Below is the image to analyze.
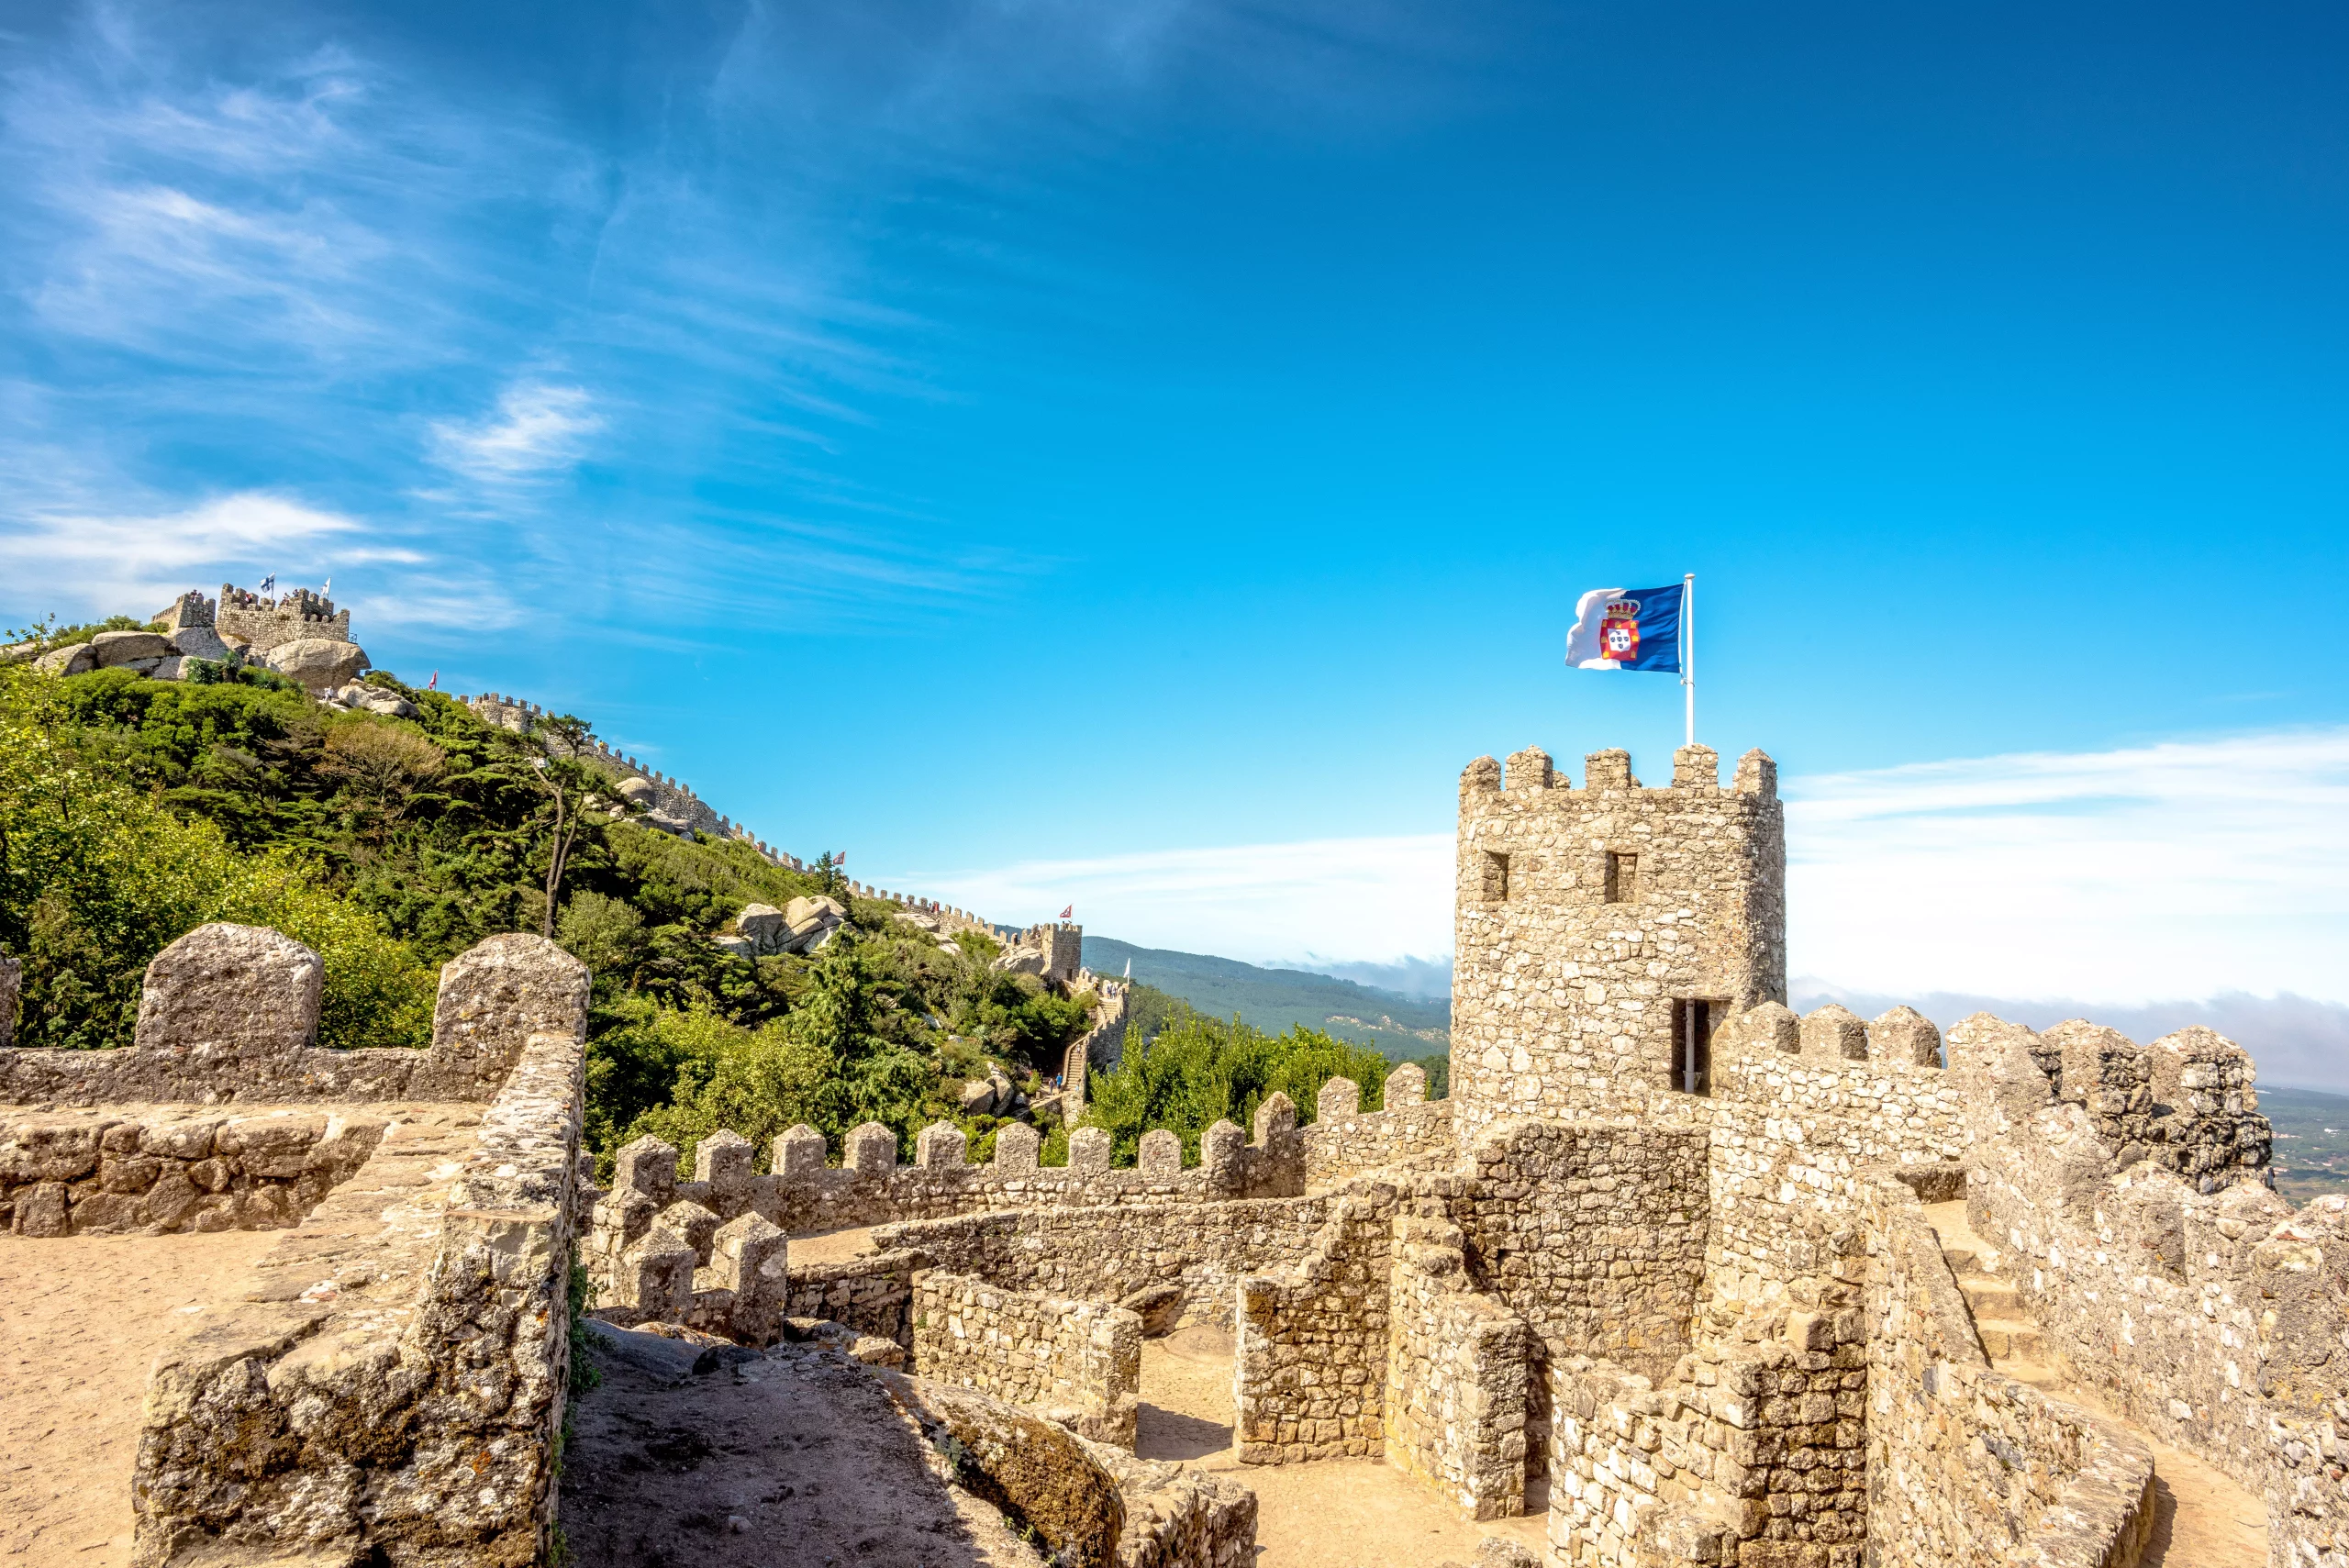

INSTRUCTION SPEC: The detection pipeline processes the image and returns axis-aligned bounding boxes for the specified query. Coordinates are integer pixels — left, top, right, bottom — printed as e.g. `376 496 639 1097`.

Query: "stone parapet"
127 1023 585 1566
0 924 587 1106
582 1096 1319 1313
1236 1178 1402 1463
1386 1213 1532 1520
2 1105 387 1235
1298 1065 1453 1189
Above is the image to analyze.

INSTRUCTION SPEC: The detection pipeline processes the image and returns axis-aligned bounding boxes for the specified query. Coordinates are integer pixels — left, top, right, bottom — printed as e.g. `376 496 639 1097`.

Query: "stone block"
992 1121 1040 1173
1253 1091 1297 1145
1139 1129 1181 1176
1799 1005 1868 1062
425 932 589 1098
1583 749 1635 789
1671 744 1720 788
774 1122 827 1178
1070 1127 1113 1173
917 1122 969 1169
1506 747 1555 790
1386 1062 1428 1105
848 1122 898 1174
1731 1002 1800 1056
661 1199 721 1264
132 923 322 1058
1317 1076 1362 1122
695 1129 755 1212
1868 1006 1943 1068
612 1136 679 1205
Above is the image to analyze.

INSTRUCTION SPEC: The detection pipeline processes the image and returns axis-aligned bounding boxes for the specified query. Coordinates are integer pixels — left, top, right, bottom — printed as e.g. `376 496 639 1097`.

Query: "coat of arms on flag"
1566 584 1685 673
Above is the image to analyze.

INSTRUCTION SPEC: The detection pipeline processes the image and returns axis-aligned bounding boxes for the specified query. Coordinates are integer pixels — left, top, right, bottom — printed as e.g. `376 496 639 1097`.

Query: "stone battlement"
211 582 352 652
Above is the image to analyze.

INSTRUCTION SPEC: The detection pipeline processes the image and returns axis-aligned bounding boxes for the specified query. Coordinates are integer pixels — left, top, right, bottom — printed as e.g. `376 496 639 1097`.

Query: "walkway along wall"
1861 1167 2157 1568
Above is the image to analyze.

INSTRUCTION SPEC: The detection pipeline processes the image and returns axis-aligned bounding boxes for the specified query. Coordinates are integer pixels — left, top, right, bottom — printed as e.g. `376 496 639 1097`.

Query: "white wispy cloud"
1785 728 2349 1005
897 835 1457 966
897 729 2349 1009
0 491 391 615
427 382 606 485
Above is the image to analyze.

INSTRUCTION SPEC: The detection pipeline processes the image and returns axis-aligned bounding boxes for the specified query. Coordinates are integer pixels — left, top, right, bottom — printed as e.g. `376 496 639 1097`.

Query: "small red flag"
1060 905 1073 919
426 670 438 690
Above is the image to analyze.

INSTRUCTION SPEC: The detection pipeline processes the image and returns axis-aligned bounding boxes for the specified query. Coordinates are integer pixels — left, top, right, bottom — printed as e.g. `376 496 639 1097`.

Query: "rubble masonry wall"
1453 1119 1711 1382
1955 1022 2349 1567
3 1106 387 1236
1385 1212 1532 1520
910 1270 1142 1448
1236 1179 1401 1463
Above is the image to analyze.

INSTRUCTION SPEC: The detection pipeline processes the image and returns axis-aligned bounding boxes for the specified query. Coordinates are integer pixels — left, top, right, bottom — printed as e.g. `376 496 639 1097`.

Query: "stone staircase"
1923 1202 2055 1378
1920 1200 2270 1567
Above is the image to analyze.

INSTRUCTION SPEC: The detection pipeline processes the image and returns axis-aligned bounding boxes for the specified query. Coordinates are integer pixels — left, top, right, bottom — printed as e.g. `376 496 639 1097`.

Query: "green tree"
1078 1014 1393 1165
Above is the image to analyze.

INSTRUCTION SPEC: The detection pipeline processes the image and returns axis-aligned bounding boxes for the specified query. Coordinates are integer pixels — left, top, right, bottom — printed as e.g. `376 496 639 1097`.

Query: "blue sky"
3 2 2345 1005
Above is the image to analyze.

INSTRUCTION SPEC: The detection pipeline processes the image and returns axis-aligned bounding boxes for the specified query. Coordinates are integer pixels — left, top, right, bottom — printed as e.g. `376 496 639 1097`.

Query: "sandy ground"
785 1226 878 1267
1137 1324 1551 1567
560 1327 1048 1568
1921 1201 2269 1568
0 1232 282 1567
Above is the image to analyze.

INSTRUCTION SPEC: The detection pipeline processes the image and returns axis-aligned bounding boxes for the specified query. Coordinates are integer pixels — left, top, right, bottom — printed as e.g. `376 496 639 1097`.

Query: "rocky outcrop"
34 642 96 675
262 636 370 692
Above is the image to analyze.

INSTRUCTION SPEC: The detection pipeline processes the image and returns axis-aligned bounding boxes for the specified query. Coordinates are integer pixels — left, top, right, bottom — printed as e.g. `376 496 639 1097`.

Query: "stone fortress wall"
573 736 2326 1568
209 582 352 651
8 727 2324 1568
0 920 593 1568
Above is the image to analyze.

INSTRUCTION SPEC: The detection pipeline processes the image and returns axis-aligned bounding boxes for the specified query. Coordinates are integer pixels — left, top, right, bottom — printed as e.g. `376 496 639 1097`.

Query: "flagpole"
1682 573 1695 746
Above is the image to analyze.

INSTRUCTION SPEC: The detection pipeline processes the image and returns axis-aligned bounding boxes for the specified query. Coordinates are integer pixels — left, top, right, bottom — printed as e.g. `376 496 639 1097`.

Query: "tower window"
1603 851 1637 903
1482 851 1510 903
1672 998 1714 1095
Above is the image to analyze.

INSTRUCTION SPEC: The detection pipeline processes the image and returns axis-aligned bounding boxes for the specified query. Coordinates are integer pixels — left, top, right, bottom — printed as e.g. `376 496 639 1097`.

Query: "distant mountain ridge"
1080 936 1450 1062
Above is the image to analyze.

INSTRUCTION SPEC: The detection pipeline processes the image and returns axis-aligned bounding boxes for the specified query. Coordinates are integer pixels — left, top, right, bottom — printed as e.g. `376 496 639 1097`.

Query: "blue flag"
1565 584 1683 673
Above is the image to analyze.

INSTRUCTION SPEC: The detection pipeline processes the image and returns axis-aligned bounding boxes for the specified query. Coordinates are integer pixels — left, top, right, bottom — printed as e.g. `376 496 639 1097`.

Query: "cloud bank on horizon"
914 725 2349 1010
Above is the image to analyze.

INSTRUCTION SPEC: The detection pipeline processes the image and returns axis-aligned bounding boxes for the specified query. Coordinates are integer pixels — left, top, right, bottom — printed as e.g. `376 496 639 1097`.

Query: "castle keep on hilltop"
1 739 2336 1568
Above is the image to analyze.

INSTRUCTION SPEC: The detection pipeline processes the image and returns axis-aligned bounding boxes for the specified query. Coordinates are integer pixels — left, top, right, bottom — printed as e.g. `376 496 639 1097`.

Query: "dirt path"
560 1327 1047 1568
1138 1324 1550 1567
0 1232 282 1567
1921 1201 2269 1568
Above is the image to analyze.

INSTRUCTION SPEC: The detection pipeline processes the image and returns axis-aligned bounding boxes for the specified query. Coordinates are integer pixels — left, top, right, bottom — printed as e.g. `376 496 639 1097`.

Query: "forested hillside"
0 634 1096 1171
1080 935 1450 1059
2 614 1422 1173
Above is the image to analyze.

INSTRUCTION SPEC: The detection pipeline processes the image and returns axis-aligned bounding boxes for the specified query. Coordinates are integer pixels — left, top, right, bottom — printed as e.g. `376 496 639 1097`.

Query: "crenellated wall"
0 922 595 1568
1297 1062 1453 1188
0 923 589 1107
1704 1001 1971 1300
1944 1015 2348 1566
